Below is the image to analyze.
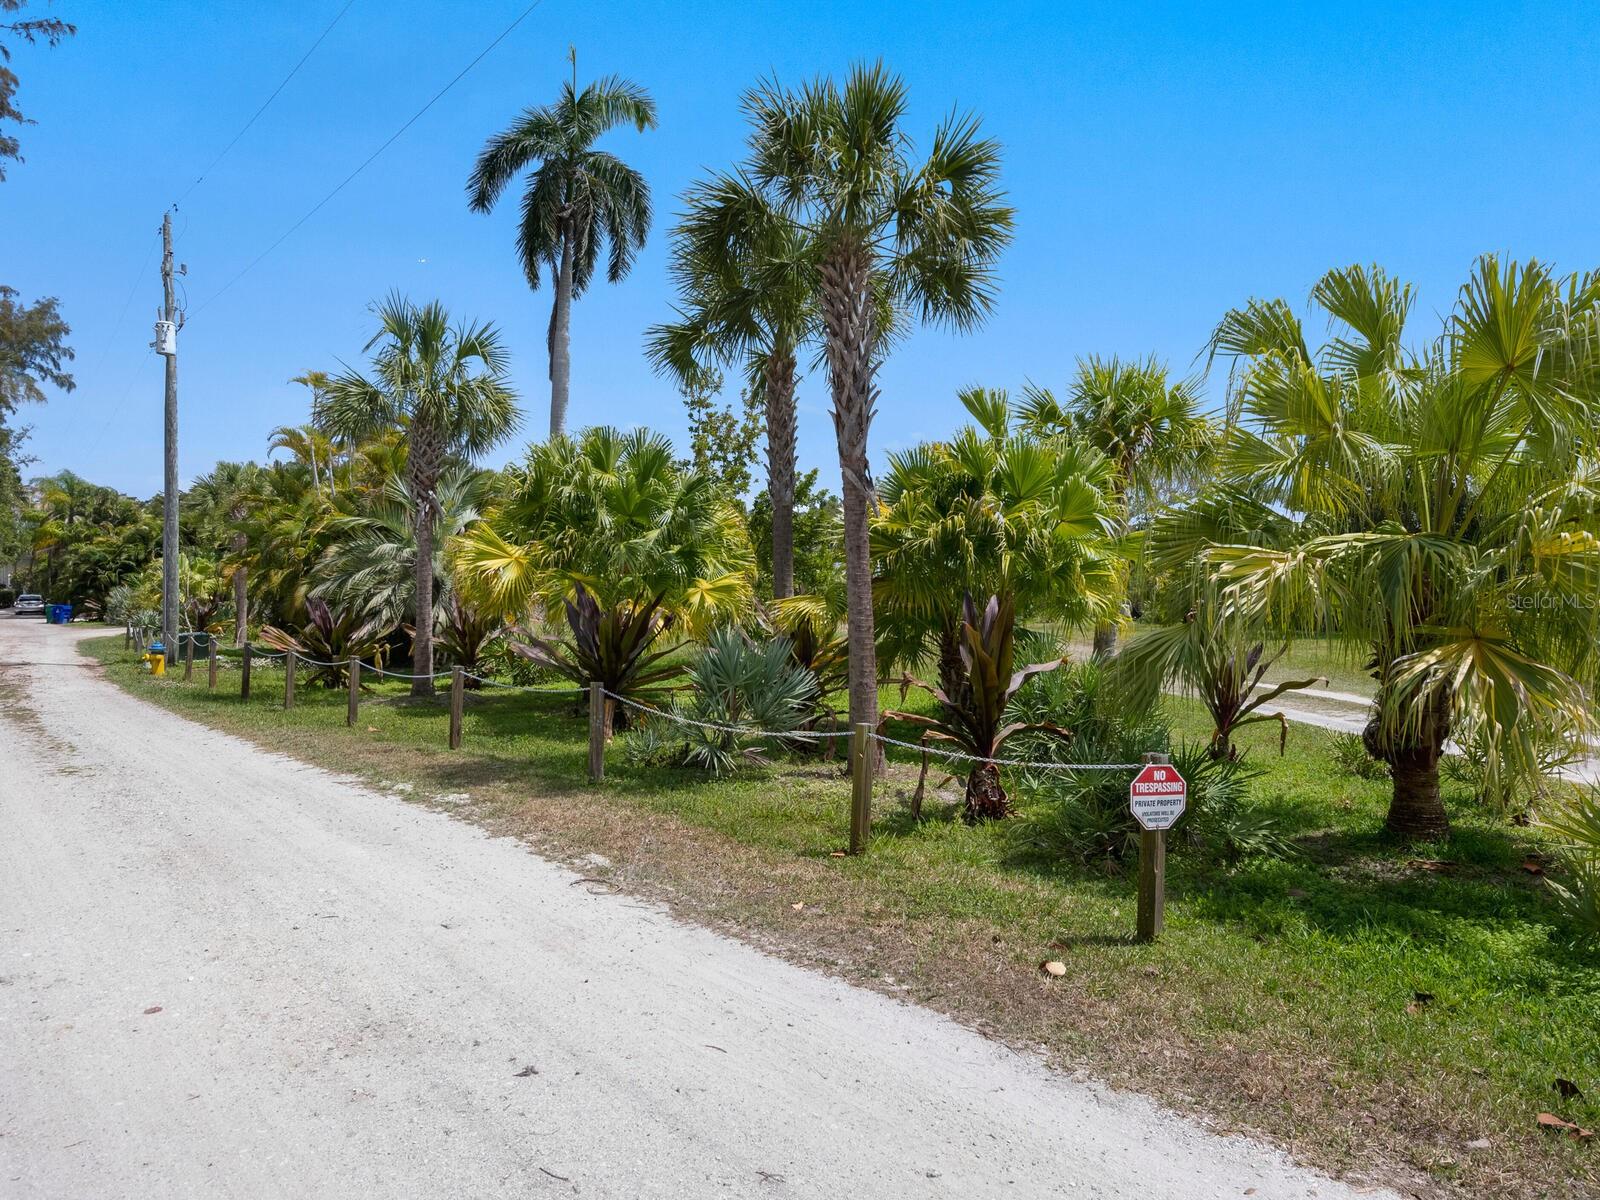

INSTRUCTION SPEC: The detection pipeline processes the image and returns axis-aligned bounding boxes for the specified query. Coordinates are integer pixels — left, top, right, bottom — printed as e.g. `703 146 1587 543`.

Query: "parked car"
13 594 45 617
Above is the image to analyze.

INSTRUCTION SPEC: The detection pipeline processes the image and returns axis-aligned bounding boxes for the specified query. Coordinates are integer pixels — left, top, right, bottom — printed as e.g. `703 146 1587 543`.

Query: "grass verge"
82 634 1598 1199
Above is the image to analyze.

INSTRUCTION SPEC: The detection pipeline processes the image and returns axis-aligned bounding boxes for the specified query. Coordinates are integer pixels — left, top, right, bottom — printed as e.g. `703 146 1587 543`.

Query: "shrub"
1542 788 1600 944
257 597 391 688
1008 742 1288 869
624 628 819 776
1331 732 1389 781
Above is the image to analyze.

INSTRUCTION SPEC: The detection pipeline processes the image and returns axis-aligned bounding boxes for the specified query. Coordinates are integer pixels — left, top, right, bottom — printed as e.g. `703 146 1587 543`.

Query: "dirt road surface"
0 616 1395 1199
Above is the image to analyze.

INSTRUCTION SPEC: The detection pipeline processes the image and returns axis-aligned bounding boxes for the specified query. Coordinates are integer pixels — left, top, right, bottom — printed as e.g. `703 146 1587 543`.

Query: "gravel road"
0 616 1395 1199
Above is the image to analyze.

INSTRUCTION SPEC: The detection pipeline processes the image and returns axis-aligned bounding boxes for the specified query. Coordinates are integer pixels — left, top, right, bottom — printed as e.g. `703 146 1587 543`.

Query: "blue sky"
5 0 1600 499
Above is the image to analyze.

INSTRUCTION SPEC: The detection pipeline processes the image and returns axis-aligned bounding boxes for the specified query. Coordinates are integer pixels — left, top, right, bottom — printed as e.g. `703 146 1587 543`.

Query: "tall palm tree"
737 63 1015 739
1022 356 1212 655
1167 259 1600 840
646 174 816 598
267 422 335 499
467 70 656 438
322 296 519 696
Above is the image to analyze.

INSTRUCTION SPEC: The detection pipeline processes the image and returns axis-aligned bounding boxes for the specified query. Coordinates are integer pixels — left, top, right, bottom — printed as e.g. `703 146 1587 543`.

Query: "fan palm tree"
1022 356 1212 655
450 425 754 632
313 465 490 636
737 62 1016 739
322 296 519 696
647 174 817 598
1166 258 1600 840
873 387 1120 693
467 69 656 437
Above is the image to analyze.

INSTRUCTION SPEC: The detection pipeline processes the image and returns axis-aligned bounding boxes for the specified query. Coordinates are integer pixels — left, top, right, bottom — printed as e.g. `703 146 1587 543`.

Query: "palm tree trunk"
964 762 1009 823
548 221 575 439
764 348 798 599
408 431 441 699
819 244 879 745
1363 684 1452 841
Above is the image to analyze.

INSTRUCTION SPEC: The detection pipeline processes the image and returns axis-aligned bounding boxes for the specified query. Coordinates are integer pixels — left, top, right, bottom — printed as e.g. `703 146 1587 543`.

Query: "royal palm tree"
647 174 816 598
322 296 519 696
737 63 1015 739
1167 259 1600 840
1022 356 1211 655
467 69 656 437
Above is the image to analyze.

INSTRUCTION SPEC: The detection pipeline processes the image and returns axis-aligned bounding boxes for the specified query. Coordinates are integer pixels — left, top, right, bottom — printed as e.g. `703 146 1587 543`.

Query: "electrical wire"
189 0 549 319
173 0 361 209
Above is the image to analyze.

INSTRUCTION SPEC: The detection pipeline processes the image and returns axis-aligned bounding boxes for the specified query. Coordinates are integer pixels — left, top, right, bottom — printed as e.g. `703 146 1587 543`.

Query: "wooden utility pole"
157 212 182 652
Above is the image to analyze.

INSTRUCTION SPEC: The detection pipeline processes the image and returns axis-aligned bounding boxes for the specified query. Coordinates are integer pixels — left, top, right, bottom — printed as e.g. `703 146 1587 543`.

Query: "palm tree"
451 427 754 732
451 425 754 632
322 296 519 696
467 69 656 437
267 422 335 498
289 370 337 494
314 466 489 636
737 63 1015 739
1022 356 1212 655
1170 259 1600 840
873 387 1120 694
188 461 262 645
647 174 816 598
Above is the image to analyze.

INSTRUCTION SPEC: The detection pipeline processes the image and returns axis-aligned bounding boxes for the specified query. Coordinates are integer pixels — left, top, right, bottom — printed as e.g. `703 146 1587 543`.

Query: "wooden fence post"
283 650 296 710
240 643 252 701
208 640 218 690
587 681 605 781
849 722 874 855
346 658 361 727
124 624 131 650
183 635 194 681
1136 751 1170 944
449 666 464 750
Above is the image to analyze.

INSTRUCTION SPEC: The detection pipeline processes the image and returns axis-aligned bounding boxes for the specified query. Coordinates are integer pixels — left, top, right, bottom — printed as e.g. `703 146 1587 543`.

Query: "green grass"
86 634 1599 1198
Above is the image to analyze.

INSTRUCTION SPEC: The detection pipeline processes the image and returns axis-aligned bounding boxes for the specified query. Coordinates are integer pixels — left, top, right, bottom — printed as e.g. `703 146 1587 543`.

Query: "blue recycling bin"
46 603 73 624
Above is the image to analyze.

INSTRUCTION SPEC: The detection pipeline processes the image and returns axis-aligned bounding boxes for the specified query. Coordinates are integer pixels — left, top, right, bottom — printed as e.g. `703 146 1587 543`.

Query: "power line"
173 0 360 209
189 0 549 320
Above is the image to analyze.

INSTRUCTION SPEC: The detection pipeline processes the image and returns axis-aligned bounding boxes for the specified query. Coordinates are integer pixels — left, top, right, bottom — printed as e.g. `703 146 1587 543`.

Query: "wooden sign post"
347 659 361 727
1130 753 1186 943
449 667 464 750
849 723 874 854
587 681 606 781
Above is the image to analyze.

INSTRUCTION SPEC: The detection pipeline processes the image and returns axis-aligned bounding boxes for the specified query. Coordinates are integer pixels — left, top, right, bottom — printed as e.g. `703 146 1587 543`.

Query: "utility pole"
157 212 182 651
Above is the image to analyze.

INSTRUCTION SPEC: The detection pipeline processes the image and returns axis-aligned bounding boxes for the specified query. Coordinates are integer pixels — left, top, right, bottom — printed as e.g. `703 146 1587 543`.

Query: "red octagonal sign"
1129 762 1187 831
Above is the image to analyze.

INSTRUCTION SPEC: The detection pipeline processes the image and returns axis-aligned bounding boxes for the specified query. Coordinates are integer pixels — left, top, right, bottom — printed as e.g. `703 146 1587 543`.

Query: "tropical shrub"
433 595 502 686
507 584 679 734
1114 599 1324 760
629 628 819 776
257 596 391 688
451 426 755 636
883 593 1071 823
1542 788 1600 944
1008 743 1282 869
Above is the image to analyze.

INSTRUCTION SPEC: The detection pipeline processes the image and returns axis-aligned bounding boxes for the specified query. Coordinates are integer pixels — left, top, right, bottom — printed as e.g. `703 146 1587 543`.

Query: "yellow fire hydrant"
142 640 166 677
